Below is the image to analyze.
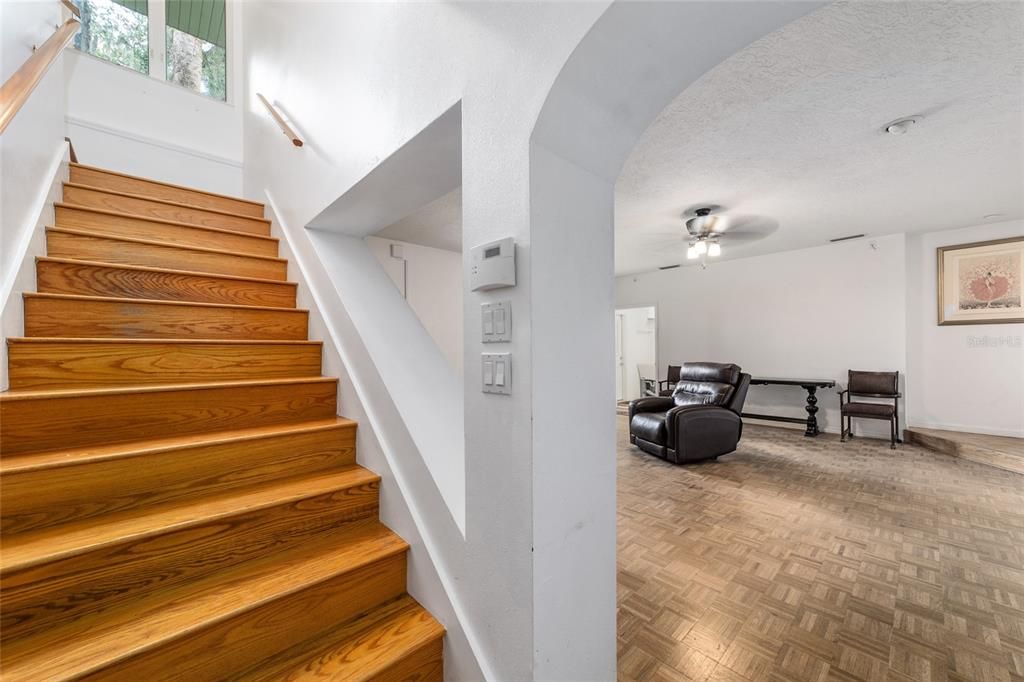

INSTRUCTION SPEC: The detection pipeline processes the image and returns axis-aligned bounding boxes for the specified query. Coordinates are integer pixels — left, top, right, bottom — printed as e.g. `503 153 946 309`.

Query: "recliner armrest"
665 403 737 435
628 396 674 423
666 404 743 462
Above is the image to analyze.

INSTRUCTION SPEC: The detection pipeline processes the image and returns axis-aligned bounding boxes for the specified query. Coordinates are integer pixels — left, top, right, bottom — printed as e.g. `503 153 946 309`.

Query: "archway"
527 3 823 678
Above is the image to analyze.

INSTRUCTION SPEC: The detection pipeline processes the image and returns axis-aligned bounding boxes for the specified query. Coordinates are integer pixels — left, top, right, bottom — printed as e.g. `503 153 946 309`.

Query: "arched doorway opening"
527 3 823 678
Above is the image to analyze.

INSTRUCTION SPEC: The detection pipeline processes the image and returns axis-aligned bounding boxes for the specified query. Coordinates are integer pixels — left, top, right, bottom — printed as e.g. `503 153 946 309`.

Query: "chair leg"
890 417 897 449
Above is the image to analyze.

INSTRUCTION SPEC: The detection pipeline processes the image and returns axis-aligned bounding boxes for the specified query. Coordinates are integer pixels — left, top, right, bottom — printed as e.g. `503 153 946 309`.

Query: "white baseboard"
65 115 242 169
0 140 69 390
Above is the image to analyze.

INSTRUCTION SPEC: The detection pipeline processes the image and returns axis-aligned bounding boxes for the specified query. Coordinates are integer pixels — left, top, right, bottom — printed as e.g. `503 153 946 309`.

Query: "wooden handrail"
0 17 81 135
60 0 81 19
64 136 78 163
257 93 304 147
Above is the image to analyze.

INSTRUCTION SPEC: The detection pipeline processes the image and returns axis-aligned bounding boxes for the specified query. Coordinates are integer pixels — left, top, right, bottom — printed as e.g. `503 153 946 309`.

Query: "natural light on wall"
73 0 227 101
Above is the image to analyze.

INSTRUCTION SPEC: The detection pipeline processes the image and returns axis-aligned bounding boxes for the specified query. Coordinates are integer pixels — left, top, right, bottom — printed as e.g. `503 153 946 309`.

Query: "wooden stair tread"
54 204 278 242
1 467 379 573
46 227 287 263
52 207 279 257
35 257 296 287
23 291 305 314
69 163 264 212
233 595 444 682
0 522 407 681
34 258 298 310
7 338 322 389
0 416 354 473
0 377 336 456
23 286 303 311
2 162 441 677
23 292 309 341
62 183 272 225
0 375 335 402
36 258 295 310
8 336 317 346
46 229 289 282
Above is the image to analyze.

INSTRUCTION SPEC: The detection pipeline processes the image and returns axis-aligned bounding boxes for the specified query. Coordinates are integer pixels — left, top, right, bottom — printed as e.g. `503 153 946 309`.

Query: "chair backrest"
637 363 657 396
672 362 742 408
727 373 751 416
848 370 899 397
666 365 682 383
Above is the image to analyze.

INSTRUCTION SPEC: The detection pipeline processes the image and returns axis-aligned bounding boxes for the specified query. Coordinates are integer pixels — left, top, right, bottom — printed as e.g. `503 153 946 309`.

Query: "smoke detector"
884 117 920 136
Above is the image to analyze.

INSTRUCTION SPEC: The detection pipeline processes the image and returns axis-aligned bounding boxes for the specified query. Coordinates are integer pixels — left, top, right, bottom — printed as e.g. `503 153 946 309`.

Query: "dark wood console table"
742 377 837 437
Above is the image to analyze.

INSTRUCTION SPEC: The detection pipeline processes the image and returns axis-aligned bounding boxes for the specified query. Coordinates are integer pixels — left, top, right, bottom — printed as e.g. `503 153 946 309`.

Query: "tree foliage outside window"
166 27 226 101
72 0 227 102
74 0 149 74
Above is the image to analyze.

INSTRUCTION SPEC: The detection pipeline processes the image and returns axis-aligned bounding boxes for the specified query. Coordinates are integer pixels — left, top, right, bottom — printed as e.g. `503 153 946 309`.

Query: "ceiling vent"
829 233 866 243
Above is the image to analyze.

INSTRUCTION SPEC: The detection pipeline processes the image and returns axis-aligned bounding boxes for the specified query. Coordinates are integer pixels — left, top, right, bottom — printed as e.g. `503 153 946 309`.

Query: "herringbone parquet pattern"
617 417 1024 682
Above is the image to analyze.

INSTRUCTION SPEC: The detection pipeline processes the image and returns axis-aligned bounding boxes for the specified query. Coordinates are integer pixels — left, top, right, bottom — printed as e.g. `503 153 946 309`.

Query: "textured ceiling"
374 188 462 252
614 0 1024 275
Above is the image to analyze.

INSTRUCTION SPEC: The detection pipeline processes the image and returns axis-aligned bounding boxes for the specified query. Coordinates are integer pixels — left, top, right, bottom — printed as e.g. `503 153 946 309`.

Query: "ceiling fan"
685 207 726 259
627 207 777 270
682 206 776 262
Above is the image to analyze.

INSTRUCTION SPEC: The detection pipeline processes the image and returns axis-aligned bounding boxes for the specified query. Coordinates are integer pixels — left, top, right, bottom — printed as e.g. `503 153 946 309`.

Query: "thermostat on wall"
470 237 516 291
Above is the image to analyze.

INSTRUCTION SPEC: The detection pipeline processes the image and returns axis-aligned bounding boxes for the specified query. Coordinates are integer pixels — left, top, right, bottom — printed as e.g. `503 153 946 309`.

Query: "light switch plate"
481 353 511 394
481 301 512 343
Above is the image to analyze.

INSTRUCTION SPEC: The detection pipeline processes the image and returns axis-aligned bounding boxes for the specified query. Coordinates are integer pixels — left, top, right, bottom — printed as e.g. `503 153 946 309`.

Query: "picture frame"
937 236 1024 326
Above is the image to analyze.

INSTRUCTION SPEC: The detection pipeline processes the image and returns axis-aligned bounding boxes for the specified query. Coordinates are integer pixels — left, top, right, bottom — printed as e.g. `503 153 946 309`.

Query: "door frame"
614 303 659 400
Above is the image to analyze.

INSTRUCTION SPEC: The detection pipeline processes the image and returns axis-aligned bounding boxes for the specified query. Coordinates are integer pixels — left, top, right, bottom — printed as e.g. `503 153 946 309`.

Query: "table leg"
803 385 820 437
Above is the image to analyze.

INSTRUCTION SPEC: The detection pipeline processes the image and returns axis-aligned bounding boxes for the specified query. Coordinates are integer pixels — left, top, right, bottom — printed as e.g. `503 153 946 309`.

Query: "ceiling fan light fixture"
708 241 721 257
685 206 723 236
694 239 708 255
686 245 699 260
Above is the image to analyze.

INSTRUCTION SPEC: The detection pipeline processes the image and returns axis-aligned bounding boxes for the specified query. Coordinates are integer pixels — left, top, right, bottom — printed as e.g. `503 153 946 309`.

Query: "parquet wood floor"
617 416 1024 682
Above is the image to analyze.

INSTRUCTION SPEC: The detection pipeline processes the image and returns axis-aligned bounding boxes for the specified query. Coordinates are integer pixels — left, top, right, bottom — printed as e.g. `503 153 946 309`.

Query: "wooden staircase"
0 163 445 680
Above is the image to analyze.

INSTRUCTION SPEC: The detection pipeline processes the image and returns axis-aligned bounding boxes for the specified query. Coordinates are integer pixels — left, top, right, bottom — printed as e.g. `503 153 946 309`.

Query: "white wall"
367 236 464 377
617 223 1024 441
616 235 908 437
243 2 823 677
62 0 244 195
906 220 1024 437
267 197 481 681
617 306 656 400
1 1 70 390
242 3 609 678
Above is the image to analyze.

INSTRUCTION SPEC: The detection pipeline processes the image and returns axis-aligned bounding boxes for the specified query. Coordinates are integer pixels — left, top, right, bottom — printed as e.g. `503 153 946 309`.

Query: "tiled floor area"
617 416 1024 681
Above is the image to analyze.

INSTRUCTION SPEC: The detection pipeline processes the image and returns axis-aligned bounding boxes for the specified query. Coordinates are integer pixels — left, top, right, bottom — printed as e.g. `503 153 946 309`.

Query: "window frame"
71 0 233 105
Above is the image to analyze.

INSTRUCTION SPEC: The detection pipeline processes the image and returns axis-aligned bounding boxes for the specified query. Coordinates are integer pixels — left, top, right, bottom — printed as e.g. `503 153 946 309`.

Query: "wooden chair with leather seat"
838 370 902 448
658 365 682 396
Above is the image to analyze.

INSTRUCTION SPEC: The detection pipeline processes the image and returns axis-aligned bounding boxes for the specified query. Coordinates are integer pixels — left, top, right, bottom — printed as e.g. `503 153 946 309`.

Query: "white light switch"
481 353 511 394
481 301 512 343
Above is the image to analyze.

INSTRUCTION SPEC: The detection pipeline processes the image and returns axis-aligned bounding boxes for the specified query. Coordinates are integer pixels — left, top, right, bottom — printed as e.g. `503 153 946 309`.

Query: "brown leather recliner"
628 362 750 464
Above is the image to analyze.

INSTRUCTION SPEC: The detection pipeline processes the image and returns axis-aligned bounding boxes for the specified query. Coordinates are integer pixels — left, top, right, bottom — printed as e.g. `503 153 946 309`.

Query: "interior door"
615 313 624 401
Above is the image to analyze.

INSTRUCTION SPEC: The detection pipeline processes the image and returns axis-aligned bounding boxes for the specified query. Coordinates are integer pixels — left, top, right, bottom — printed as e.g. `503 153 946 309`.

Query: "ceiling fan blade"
717 230 773 243
712 215 778 241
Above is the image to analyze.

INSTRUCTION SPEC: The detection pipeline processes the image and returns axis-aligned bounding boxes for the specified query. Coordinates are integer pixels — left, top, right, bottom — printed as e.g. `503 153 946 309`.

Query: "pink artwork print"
958 252 1021 310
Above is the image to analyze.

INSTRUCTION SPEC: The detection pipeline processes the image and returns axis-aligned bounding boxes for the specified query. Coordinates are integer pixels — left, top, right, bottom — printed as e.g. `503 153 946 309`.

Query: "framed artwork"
937 236 1024 325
